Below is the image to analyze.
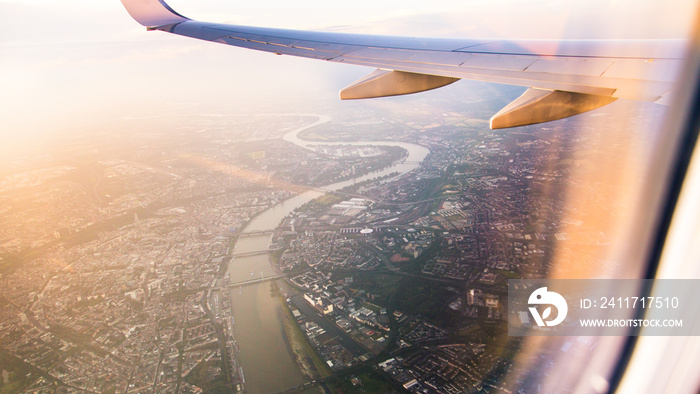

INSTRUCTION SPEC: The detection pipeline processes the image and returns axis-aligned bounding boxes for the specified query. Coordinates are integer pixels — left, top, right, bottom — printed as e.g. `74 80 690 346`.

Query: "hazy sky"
0 0 697 151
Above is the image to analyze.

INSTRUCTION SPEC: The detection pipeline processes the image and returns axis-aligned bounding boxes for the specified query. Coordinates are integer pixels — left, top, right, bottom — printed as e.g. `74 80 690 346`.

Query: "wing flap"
409 51 474 66
603 59 682 83
525 58 613 77
461 54 536 71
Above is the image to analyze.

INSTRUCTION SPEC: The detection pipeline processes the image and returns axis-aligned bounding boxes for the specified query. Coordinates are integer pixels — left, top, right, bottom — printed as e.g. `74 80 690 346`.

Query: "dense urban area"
0 90 653 393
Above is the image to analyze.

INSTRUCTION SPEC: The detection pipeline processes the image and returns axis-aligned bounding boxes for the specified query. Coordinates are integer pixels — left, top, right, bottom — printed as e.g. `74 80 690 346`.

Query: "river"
227 114 429 392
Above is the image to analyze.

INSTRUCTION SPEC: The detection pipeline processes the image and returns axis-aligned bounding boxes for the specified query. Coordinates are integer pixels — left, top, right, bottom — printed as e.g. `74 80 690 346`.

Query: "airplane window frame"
609 12 700 391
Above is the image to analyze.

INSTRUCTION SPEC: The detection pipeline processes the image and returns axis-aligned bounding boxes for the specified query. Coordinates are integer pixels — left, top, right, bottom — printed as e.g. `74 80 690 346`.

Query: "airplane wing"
120 0 686 128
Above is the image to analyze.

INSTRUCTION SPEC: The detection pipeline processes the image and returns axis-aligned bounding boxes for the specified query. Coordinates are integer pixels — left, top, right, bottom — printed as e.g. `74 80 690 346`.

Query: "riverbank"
274 281 332 381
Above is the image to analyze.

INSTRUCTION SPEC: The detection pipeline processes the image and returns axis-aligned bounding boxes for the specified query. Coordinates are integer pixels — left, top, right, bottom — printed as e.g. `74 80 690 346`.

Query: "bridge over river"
230 250 275 258
227 274 286 288
236 230 275 237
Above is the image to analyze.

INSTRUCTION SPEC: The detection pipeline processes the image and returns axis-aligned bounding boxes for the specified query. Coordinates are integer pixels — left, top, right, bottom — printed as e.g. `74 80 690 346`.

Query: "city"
0 91 659 392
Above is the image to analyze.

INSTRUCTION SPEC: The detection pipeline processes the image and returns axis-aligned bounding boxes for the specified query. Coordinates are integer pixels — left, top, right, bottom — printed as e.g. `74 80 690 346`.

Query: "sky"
0 0 697 152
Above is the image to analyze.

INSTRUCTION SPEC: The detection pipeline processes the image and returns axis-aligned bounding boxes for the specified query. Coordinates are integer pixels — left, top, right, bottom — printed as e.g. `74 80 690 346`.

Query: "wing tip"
120 0 188 28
